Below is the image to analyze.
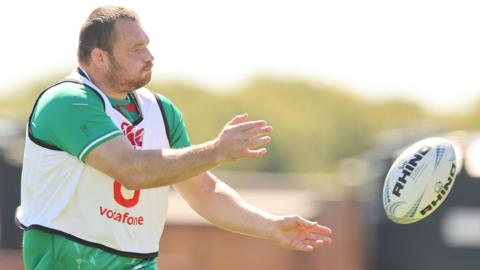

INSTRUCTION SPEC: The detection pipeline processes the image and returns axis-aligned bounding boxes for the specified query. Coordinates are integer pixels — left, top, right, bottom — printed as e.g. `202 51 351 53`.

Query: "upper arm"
84 135 139 188
30 84 122 161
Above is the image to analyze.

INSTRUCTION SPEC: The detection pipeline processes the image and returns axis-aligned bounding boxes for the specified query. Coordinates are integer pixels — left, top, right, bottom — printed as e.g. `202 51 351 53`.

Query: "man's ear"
90 48 108 69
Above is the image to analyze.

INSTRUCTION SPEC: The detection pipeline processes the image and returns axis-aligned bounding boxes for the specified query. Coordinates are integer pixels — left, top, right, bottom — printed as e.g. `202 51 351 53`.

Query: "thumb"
227 113 248 125
294 216 318 227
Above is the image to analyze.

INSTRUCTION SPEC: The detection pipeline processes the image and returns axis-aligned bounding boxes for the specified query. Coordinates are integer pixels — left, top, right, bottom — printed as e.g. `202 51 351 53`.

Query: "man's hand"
85 113 272 189
214 114 272 163
268 215 333 252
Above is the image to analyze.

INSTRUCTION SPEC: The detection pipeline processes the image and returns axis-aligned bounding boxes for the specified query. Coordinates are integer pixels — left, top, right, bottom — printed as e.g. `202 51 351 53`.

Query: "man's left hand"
268 215 332 252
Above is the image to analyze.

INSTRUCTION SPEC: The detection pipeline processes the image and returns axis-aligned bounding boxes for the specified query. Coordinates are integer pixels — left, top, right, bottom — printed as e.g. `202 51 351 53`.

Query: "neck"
78 64 128 100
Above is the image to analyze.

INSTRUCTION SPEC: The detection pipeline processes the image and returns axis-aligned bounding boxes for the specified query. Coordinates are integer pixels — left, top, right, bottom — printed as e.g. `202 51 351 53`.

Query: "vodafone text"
99 206 144 225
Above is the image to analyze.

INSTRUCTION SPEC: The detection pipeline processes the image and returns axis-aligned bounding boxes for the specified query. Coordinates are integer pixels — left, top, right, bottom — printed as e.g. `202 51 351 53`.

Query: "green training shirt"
24 81 191 270
29 81 191 160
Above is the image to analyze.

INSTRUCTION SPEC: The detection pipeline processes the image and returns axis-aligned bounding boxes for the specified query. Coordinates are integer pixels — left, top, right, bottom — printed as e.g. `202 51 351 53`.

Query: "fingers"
289 239 317 252
293 216 332 235
240 135 271 158
271 215 333 253
228 115 272 150
227 113 248 125
232 120 271 132
244 148 268 158
309 224 333 235
243 135 271 149
243 125 273 137
294 216 318 227
305 232 333 245
287 234 333 252
217 114 272 162
305 239 330 248
240 124 272 152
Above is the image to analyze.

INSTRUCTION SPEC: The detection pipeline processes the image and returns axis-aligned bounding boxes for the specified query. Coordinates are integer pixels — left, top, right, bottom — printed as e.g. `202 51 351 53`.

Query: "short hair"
77 6 139 64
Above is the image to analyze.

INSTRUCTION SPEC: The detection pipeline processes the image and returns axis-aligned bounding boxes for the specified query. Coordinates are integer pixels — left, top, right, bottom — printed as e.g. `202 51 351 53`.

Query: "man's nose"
145 48 154 62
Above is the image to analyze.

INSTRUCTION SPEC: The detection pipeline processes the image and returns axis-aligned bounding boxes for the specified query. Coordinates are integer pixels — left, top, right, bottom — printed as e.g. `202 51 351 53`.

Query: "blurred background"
3 0 480 269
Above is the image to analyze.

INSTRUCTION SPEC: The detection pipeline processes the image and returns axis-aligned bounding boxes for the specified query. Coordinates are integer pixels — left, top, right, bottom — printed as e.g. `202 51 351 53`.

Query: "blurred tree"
0 73 438 173
150 76 429 173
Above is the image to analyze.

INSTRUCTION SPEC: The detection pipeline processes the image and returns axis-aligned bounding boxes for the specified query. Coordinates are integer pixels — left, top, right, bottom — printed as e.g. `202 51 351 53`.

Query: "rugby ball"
383 137 459 224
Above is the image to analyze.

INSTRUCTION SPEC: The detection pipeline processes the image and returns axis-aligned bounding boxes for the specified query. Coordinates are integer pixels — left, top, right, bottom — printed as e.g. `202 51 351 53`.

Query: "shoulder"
154 93 181 113
30 81 122 159
37 81 105 111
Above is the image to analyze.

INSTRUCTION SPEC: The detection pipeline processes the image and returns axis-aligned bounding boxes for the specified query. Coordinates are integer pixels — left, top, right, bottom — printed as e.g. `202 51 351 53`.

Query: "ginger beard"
105 52 153 93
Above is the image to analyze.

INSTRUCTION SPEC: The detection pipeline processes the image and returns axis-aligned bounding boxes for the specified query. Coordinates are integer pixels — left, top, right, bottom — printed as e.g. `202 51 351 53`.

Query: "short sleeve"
30 82 123 161
156 94 191 149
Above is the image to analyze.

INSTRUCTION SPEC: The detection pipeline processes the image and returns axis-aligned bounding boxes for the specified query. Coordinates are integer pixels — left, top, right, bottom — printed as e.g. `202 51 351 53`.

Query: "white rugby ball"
383 137 459 224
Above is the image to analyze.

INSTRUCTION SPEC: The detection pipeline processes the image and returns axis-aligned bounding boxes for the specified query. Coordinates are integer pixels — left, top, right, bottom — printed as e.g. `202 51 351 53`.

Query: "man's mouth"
143 63 153 71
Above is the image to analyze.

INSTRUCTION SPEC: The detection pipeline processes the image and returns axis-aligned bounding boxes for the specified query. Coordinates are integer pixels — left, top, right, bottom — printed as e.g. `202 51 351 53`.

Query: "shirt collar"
77 66 92 82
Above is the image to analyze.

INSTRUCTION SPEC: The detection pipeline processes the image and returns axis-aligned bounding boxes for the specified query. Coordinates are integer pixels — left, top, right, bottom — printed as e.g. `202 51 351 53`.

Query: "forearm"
176 173 276 239
85 114 272 190
136 142 222 188
176 172 333 252
132 142 220 189
116 140 222 189
204 182 276 239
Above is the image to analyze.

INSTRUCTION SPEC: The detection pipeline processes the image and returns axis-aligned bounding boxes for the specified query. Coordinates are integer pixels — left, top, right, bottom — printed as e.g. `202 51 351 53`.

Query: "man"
16 6 332 269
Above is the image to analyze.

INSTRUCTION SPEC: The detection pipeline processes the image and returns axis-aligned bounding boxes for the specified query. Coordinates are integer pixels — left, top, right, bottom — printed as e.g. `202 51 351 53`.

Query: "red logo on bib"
113 122 144 208
122 122 144 150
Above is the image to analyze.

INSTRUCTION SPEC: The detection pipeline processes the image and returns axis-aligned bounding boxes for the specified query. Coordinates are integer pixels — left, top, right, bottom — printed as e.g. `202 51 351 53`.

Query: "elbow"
112 150 152 190
120 179 142 190
113 175 137 190
115 164 149 190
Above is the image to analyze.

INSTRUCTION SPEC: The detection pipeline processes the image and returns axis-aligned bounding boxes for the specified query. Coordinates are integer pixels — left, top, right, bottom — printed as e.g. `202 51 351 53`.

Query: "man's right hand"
213 114 273 163
85 113 272 190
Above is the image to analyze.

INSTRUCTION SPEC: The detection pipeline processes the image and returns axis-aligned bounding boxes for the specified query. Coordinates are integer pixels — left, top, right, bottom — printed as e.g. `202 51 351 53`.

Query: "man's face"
106 18 154 93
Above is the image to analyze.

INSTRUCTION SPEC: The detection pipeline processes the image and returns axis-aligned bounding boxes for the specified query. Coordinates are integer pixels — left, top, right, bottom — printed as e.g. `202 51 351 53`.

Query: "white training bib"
16 69 171 257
